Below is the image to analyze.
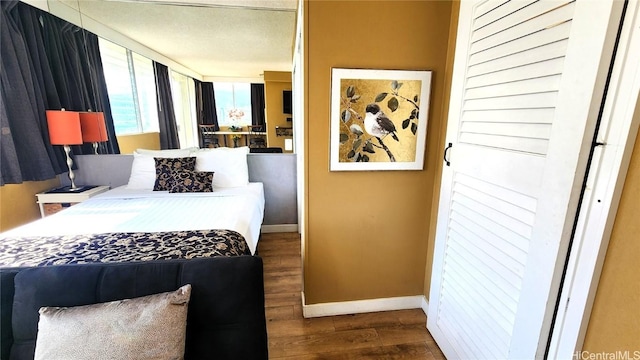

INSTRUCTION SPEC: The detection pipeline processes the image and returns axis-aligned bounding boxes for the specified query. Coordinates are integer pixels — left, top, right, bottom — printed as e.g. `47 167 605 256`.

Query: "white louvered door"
428 1 623 359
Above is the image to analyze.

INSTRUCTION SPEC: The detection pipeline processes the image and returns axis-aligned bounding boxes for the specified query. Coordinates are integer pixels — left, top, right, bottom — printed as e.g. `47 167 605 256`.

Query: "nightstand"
36 185 110 218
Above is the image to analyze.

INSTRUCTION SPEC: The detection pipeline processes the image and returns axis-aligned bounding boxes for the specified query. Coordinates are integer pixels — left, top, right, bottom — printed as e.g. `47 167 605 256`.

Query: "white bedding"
2 183 265 255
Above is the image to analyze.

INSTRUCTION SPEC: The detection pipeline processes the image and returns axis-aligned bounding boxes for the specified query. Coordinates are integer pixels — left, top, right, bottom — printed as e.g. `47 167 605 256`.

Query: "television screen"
283 90 292 114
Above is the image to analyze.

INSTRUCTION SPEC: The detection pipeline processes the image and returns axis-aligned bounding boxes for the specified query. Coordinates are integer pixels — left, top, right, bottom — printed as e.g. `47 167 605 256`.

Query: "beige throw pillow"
34 284 192 360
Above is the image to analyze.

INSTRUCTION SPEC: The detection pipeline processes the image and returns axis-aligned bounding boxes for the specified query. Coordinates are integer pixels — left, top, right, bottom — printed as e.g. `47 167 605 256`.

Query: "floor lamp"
46 109 83 191
79 111 108 154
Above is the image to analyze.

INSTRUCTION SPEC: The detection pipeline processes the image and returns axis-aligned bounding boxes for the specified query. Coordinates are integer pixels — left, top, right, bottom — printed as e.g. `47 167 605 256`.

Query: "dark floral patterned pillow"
168 171 214 193
153 157 197 191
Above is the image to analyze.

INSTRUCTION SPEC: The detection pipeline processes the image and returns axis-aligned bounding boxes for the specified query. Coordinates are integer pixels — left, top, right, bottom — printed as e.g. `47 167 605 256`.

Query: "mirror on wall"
36 0 297 152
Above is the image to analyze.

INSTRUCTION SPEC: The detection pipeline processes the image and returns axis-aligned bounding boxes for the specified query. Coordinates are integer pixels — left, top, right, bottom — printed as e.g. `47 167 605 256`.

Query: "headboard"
59 154 298 227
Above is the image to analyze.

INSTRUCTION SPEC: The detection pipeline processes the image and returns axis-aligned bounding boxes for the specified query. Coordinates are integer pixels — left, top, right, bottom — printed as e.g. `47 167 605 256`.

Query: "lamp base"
63 144 77 190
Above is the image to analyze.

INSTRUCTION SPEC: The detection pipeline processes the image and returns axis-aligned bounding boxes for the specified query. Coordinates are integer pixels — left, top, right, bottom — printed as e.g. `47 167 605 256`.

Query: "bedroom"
1 0 639 358
1 0 294 358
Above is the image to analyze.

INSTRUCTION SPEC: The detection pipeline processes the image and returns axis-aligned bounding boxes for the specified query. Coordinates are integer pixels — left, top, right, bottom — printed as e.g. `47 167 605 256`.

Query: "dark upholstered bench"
1 256 268 360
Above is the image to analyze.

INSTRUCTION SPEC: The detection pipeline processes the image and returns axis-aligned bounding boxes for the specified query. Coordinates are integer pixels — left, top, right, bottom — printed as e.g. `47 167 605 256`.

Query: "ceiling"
70 0 298 79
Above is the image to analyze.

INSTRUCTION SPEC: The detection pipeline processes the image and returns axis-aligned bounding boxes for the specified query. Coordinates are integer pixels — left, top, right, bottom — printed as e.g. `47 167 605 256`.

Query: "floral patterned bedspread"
0 229 250 268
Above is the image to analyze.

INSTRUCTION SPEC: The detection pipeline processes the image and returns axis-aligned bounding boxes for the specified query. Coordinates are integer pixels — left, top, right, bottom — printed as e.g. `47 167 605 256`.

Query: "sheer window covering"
99 39 160 135
171 71 197 148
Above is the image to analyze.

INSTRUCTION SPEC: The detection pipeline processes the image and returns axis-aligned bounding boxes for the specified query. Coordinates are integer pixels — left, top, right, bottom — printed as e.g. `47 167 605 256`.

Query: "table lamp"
46 109 83 190
79 111 108 154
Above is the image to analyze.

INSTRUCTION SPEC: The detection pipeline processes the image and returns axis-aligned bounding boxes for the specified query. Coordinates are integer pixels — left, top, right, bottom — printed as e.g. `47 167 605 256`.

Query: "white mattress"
2 183 265 255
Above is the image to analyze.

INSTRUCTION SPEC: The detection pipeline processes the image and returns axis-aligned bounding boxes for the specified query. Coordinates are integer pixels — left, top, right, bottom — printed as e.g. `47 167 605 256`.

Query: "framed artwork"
330 68 432 171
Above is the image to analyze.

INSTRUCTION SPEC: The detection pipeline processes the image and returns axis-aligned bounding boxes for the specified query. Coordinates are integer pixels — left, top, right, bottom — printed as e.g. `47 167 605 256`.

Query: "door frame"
548 0 640 356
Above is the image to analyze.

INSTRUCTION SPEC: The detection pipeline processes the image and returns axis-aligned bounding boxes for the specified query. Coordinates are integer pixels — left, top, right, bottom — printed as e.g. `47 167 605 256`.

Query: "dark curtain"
0 0 120 184
194 80 219 128
1 0 63 184
154 62 180 150
250 83 266 131
42 16 119 155
86 31 120 154
194 80 219 148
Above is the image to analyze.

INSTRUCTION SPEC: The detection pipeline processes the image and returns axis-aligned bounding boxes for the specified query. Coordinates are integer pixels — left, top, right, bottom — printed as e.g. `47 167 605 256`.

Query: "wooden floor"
257 232 446 359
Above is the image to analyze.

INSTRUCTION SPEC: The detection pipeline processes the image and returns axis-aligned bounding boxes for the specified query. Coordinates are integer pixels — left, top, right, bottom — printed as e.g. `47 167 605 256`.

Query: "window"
170 71 197 148
213 83 252 127
99 38 159 135
131 53 158 134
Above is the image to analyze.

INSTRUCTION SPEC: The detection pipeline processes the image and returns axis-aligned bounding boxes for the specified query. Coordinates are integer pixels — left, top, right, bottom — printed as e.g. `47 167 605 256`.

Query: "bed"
0 147 271 359
0 146 265 268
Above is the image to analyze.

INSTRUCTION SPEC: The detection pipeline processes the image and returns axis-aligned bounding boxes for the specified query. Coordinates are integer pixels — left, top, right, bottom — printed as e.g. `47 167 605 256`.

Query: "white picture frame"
329 68 432 171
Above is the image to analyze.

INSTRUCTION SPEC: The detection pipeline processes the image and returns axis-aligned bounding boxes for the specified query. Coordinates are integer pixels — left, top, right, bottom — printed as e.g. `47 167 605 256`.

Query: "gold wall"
0 178 60 232
304 0 454 304
583 121 640 349
116 132 160 154
264 71 293 152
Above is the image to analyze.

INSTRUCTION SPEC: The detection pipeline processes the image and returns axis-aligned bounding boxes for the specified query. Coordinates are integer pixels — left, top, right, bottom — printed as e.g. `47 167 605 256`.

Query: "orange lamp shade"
46 110 82 145
79 112 108 142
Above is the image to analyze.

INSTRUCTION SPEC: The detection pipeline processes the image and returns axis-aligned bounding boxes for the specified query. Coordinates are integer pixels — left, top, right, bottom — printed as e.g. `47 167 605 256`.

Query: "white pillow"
135 147 197 156
195 146 250 188
127 149 194 190
34 284 191 360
